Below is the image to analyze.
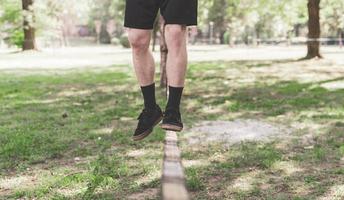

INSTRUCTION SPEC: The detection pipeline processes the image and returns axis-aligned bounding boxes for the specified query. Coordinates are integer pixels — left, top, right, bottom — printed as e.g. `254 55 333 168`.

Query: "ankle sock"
140 83 156 109
166 86 184 112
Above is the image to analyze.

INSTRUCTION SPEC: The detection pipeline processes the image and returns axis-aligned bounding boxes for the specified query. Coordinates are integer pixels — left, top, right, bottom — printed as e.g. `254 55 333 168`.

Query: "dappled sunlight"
55 184 86 197
135 169 160 186
184 99 199 111
182 159 209 168
119 117 135 121
290 119 325 131
1 52 344 198
201 105 224 115
271 161 303 176
91 127 114 135
321 80 344 90
252 59 344 84
229 170 262 192
318 184 344 200
18 98 63 105
127 188 158 200
208 152 227 163
127 149 146 158
290 181 312 196
0 175 37 193
94 99 118 113
56 84 131 98
57 88 92 97
0 167 83 197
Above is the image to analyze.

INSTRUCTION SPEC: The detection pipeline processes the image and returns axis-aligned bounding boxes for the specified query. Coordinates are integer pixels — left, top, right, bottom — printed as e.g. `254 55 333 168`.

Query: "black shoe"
133 105 163 141
160 109 183 132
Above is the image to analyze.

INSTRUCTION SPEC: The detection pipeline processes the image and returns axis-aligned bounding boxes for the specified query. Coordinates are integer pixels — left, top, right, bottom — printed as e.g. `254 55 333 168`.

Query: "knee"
128 31 150 53
165 25 186 49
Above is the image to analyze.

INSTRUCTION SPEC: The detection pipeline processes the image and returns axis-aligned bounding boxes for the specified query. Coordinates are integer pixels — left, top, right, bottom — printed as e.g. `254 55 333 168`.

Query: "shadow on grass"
1 59 343 199
183 77 344 121
0 68 168 199
182 122 343 199
0 69 165 171
227 80 344 116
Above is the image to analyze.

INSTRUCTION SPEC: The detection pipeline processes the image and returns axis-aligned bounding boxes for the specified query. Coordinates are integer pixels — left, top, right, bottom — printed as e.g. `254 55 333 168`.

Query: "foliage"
0 0 343 46
119 34 130 48
88 0 125 39
0 0 22 46
321 0 344 36
8 29 24 48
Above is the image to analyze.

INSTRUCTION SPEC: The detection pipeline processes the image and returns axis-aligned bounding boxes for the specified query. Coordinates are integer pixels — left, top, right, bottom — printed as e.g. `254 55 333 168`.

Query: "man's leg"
161 25 187 132
127 28 163 141
165 25 188 87
127 28 155 87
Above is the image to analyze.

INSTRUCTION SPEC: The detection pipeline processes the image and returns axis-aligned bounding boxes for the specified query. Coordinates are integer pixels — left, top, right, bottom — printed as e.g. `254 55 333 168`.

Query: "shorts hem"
124 23 154 30
164 22 198 26
163 17 197 27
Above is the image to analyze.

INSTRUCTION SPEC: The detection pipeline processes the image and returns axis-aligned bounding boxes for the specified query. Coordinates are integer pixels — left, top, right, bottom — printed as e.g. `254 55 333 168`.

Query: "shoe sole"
160 124 183 132
132 115 163 141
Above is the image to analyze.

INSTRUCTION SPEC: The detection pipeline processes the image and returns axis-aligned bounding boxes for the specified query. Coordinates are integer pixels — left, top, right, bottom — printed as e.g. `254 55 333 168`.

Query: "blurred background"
0 0 343 49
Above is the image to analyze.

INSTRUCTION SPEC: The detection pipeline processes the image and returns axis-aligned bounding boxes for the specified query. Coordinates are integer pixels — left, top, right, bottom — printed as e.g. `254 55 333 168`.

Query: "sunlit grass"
0 59 343 199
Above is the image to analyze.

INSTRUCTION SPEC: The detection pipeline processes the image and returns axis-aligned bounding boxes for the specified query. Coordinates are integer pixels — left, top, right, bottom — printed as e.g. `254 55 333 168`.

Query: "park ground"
0 45 343 199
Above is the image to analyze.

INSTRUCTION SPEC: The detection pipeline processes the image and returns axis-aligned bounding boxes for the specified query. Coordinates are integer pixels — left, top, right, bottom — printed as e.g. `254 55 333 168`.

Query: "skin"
127 24 188 87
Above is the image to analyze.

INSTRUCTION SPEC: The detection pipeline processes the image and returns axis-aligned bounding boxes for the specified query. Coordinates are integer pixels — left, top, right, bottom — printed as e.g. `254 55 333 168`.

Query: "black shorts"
124 0 198 29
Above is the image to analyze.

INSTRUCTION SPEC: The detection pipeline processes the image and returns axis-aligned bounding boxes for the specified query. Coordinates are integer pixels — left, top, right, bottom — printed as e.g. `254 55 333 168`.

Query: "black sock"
140 83 156 109
166 86 184 112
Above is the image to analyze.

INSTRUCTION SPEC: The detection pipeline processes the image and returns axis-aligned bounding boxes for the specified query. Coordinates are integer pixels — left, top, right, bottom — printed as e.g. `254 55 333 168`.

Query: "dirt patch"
0 175 38 196
187 119 292 145
127 188 158 200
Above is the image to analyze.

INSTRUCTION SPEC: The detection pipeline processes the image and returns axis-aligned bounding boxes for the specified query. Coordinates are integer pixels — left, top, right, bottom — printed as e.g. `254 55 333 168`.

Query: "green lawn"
0 60 343 199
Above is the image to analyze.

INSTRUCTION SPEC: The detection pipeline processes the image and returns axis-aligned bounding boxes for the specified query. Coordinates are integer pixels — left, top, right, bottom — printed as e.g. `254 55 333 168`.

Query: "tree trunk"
339 29 343 48
99 21 111 44
306 0 322 59
219 30 226 44
159 15 168 89
256 28 261 46
22 0 36 50
294 24 300 37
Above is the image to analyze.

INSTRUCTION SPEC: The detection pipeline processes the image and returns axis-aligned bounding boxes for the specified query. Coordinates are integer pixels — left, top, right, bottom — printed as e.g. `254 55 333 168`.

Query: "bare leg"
128 28 163 141
164 25 188 87
127 28 155 86
160 25 187 132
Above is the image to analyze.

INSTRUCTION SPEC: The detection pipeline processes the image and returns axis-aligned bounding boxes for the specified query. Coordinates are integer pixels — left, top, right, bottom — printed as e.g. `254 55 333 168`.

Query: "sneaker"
133 105 163 141
160 109 183 132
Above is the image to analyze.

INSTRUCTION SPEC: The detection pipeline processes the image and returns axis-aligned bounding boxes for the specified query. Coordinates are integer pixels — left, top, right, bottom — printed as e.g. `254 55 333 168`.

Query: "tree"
89 0 125 43
22 0 36 50
306 0 322 58
321 0 344 47
208 0 227 44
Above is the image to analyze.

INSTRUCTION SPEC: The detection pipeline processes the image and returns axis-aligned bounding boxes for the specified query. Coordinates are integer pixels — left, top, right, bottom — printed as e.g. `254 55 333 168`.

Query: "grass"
0 59 343 199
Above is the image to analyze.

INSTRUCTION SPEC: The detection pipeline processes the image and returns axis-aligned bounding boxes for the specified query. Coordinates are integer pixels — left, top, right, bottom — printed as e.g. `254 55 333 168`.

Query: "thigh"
160 0 198 26
124 0 160 30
